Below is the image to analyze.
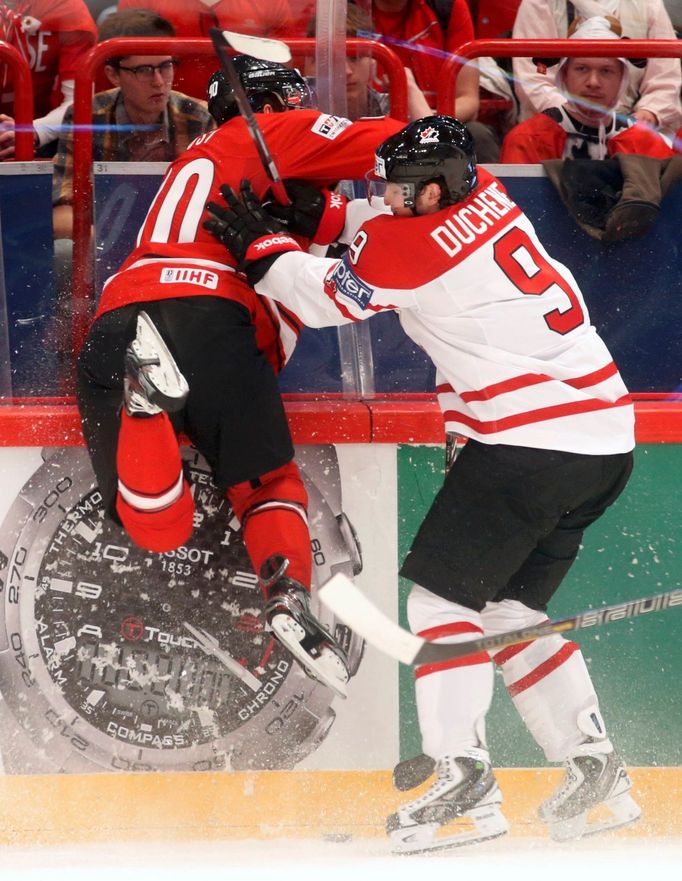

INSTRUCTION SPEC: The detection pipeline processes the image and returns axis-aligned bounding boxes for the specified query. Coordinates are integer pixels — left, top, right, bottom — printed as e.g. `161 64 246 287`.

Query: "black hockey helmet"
367 115 478 209
207 55 314 125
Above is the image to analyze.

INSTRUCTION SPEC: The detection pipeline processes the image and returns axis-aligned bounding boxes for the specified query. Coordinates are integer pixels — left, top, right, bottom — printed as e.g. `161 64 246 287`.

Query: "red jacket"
500 112 674 163
0 0 96 118
372 0 474 105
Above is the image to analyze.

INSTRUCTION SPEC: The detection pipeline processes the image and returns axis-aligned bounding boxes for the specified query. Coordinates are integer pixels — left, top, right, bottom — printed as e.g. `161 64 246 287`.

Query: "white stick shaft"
222 30 292 63
318 574 423 665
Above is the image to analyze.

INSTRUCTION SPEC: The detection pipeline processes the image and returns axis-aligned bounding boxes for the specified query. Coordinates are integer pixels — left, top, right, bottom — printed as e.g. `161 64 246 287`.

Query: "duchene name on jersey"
431 182 517 257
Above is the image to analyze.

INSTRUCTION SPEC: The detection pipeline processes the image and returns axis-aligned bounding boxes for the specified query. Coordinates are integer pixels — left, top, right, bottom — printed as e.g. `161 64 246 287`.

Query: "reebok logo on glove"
254 235 300 252
245 234 302 262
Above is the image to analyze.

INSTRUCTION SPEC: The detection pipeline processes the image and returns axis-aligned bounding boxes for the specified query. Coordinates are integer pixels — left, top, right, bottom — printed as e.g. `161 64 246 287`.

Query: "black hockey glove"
264 179 348 245
203 179 302 286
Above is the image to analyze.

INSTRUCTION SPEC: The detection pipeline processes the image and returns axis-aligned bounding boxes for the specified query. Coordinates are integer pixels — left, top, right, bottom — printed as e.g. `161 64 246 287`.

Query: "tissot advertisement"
0 444 399 775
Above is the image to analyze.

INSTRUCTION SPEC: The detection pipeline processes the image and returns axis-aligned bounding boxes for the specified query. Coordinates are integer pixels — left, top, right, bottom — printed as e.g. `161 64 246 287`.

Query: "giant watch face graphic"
0 445 362 773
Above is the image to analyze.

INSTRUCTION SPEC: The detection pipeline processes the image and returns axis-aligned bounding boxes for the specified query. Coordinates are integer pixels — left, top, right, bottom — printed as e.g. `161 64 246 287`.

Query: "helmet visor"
364 171 416 207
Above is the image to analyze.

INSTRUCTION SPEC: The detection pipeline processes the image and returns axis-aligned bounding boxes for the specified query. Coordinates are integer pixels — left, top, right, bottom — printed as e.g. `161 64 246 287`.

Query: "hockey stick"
209 28 291 205
221 30 292 63
183 622 262 692
318 574 682 666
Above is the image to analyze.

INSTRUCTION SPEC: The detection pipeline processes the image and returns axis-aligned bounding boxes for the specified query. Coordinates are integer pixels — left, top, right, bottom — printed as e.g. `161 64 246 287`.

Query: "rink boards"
0 405 680 846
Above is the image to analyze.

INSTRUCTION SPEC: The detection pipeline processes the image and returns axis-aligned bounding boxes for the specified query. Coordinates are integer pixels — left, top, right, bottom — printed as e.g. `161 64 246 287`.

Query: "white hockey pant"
408 588 609 763
407 585 494 759
482 599 609 762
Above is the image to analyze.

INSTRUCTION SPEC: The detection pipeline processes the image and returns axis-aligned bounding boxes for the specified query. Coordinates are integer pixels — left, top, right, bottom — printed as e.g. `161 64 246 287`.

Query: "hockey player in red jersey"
204 115 642 849
75 55 403 697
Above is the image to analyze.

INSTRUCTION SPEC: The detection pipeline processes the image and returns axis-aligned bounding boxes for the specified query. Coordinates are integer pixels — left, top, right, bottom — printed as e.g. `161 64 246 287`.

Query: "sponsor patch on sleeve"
311 114 353 140
326 255 374 310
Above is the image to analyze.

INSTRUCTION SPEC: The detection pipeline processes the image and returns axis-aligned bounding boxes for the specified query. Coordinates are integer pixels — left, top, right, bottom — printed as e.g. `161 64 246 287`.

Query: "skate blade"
581 792 642 839
549 792 642 842
269 613 348 699
135 312 189 409
392 806 509 855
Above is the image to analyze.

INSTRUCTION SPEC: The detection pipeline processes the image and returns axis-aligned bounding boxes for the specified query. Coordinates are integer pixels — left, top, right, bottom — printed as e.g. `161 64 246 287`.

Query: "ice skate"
387 750 509 854
124 311 189 416
262 556 350 699
539 741 642 841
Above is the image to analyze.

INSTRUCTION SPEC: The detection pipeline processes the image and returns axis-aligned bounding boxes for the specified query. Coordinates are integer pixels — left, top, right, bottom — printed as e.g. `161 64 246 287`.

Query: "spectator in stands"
307 2 432 120
115 0 300 100
512 0 682 134
371 1 500 159
52 9 215 239
468 0 522 38
370 1 474 107
116 0 297 38
501 15 674 161
0 0 97 159
289 0 316 35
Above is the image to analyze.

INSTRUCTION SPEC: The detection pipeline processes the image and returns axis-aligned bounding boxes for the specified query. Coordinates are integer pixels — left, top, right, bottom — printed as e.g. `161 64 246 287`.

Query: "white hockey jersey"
257 168 635 455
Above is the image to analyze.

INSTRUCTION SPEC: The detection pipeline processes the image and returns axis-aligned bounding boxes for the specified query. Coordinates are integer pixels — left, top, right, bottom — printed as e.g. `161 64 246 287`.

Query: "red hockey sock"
227 461 311 589
243 506 312 588
115 410 194 552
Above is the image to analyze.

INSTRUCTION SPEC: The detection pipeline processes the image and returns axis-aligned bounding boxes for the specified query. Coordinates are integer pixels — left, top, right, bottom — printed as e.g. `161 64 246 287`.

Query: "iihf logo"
419 126 440 144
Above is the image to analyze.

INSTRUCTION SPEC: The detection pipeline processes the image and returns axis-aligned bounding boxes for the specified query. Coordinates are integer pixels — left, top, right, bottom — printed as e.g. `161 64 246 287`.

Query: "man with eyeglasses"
52 8 214 239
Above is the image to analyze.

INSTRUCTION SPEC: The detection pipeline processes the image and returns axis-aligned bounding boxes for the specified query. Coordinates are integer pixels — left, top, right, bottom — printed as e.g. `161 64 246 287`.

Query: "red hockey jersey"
0 0 96 118
257 167 635 455
98 110 402 373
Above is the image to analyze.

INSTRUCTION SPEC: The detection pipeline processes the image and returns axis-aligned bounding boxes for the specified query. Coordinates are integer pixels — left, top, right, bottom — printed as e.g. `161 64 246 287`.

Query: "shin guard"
407 585 494 759
483 599 607 761
115 410 193 552
227 461 311 588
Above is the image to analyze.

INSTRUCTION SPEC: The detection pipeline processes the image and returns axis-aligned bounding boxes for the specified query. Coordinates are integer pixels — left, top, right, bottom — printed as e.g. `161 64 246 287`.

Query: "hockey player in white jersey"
203 115 642 852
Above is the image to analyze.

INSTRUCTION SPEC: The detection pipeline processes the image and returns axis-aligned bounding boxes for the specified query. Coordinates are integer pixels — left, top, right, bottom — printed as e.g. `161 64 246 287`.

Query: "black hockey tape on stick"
318 574 682 666
209 28 291 205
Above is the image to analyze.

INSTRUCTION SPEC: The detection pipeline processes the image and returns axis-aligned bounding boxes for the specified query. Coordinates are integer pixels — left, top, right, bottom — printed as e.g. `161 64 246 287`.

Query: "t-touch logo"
418 126 440 144
160 267 218 289
328 256 374 310
312 114 352 140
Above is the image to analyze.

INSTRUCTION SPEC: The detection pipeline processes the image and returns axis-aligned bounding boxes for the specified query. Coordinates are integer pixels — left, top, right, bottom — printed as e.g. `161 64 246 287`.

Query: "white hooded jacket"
512 0 682 132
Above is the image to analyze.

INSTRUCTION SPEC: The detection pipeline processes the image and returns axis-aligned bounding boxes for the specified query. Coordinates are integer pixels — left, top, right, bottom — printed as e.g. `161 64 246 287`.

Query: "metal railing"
0 39 34 160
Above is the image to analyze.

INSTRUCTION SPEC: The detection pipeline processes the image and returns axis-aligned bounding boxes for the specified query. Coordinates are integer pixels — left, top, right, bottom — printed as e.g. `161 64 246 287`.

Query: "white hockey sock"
482 599 609 761
407 585 494 759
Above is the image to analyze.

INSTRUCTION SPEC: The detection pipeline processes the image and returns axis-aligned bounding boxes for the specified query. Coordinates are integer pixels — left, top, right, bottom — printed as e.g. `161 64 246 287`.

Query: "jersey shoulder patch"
311 114 353 140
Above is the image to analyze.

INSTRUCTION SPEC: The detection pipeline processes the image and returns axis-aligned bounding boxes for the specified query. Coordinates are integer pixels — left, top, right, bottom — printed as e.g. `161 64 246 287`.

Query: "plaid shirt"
52 88 215 205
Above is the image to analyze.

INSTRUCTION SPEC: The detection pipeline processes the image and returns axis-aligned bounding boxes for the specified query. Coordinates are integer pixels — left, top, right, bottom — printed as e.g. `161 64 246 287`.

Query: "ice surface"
2 836 681 881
